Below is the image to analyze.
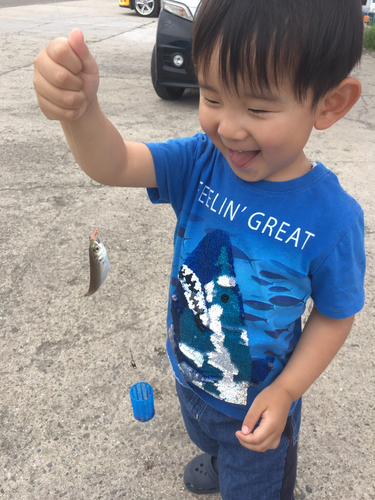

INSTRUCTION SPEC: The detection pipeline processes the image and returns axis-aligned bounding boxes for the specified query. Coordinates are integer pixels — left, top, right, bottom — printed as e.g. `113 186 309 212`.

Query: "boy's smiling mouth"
228 149 260 169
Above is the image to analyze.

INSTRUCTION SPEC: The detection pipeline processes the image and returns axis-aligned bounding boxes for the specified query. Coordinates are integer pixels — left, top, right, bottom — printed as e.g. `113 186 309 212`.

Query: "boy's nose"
217 113 249 142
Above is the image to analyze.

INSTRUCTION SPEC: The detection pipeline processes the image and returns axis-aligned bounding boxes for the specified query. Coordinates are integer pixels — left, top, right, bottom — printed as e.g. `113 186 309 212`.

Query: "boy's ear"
314 77 362 131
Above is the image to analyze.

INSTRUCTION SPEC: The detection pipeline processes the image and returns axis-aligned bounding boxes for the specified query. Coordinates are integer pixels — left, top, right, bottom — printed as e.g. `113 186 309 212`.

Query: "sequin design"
169 230 273 405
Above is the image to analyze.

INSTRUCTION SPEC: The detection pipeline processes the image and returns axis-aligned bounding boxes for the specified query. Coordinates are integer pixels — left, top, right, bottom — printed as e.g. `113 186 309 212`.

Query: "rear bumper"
119 0 130 8
155 9 198 88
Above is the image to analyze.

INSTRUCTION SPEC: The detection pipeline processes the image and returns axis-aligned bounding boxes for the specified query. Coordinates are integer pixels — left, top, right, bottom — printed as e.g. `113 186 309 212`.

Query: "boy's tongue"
229 149 258 168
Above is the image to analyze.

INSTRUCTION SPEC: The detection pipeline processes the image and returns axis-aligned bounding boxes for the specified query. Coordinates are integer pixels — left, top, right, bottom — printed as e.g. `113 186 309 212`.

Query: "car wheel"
134 0 159 17
151 45 185 100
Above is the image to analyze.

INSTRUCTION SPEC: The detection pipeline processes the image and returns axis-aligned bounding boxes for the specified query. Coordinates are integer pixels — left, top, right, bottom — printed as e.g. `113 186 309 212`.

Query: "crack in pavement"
0 20 156 77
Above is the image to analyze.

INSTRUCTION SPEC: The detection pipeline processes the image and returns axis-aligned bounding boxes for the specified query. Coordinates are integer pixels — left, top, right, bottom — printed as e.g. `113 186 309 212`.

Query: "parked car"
119 0 160 17
151 0 200 100
363 0 375 13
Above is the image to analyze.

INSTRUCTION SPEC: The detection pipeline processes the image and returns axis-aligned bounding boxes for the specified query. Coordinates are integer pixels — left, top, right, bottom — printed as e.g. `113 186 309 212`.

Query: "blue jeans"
176 381 302 500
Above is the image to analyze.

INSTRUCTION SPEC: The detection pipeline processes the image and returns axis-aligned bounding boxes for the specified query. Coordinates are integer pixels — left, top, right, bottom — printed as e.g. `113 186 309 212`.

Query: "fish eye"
94 245 100 252
221 294 229 304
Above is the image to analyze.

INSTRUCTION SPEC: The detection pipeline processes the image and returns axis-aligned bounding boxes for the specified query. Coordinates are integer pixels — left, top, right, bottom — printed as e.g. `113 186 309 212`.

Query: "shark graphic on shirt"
169 229 273 405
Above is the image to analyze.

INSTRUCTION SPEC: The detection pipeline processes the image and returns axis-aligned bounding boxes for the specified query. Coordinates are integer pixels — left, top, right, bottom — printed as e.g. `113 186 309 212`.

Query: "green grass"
364 24 375 51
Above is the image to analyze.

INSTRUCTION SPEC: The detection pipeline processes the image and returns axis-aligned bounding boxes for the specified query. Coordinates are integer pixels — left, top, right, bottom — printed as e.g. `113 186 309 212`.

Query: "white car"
363 0 375 13
119 0 161 17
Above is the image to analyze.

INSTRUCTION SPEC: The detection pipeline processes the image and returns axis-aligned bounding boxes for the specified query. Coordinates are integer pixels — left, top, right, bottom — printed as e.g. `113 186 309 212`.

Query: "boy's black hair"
192 0 363 106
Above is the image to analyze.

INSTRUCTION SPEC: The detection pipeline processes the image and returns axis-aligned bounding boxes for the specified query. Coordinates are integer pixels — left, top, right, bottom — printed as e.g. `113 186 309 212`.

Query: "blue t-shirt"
146 133 366 420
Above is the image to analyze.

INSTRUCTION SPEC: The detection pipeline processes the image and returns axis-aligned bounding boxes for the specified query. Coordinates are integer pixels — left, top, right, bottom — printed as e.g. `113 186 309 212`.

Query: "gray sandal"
184 453 220 495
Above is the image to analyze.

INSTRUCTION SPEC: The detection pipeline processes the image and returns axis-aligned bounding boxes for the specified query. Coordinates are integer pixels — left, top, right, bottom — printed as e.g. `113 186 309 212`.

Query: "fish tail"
78 290 94 298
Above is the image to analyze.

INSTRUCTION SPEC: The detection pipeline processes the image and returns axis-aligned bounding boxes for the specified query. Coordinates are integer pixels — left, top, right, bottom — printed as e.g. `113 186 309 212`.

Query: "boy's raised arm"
33 29 157 188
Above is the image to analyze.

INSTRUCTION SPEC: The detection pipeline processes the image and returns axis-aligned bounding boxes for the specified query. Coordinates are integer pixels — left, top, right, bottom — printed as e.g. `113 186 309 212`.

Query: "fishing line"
52 0 83 169
51 1 153 410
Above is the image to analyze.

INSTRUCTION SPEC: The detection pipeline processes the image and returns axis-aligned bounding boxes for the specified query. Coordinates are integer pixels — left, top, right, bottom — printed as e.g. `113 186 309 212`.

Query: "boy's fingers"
46 37 83 76
236 423 262 445
68 28 98 76
236 415 280 451
35 92 83 122
35 55 83 92
241 400 264 435
236 430 280 452
35 74 86 111
34 30 98 122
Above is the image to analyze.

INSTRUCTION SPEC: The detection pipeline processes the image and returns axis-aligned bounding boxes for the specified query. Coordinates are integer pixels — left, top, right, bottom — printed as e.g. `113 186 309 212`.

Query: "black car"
151 0 199 100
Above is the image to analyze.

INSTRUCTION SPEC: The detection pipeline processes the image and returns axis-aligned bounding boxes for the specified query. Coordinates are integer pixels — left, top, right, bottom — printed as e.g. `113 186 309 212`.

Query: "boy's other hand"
33 29 99 122
235 383 293 452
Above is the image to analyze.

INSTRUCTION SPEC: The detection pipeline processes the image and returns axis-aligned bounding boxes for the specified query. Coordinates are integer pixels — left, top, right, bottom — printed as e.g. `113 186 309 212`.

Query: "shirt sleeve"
311 209 366 319
145 134 208 215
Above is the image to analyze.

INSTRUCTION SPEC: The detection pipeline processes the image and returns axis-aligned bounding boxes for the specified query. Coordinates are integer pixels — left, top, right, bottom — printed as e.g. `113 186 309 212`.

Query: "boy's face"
198 54 322 183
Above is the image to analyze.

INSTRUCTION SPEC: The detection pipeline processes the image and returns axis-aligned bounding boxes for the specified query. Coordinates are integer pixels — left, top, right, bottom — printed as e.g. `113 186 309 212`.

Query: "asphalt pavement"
0 1 374 499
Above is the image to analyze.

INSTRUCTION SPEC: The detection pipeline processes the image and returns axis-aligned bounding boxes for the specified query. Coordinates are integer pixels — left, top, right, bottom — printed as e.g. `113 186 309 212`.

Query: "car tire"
134 0 159 17
151 45 185 100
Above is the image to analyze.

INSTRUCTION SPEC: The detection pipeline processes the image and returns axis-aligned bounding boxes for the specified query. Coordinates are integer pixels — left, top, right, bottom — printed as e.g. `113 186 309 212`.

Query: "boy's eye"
203 97 219 105
248 108 268 114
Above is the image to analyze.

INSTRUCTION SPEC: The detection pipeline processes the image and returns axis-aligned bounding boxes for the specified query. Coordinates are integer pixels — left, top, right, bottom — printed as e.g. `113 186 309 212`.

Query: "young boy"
33 0 366 498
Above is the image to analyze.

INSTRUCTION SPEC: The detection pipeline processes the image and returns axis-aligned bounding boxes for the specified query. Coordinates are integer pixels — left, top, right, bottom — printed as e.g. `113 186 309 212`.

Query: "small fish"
284 332 294 341
260 270 287 280
251 275 273 286
288 340 296 350
188 213 205 223
270 260 306 279
244 299 274 311
177 225 186 238
269 295 306 307
269 286 291 293
264 328 290 339
232 246 258 268
243 312 268 323
81 229 109 297
264 350 279 356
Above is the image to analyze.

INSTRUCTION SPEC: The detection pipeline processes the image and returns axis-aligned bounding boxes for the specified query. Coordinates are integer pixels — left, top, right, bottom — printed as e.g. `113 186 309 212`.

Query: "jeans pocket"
176 380 208 421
